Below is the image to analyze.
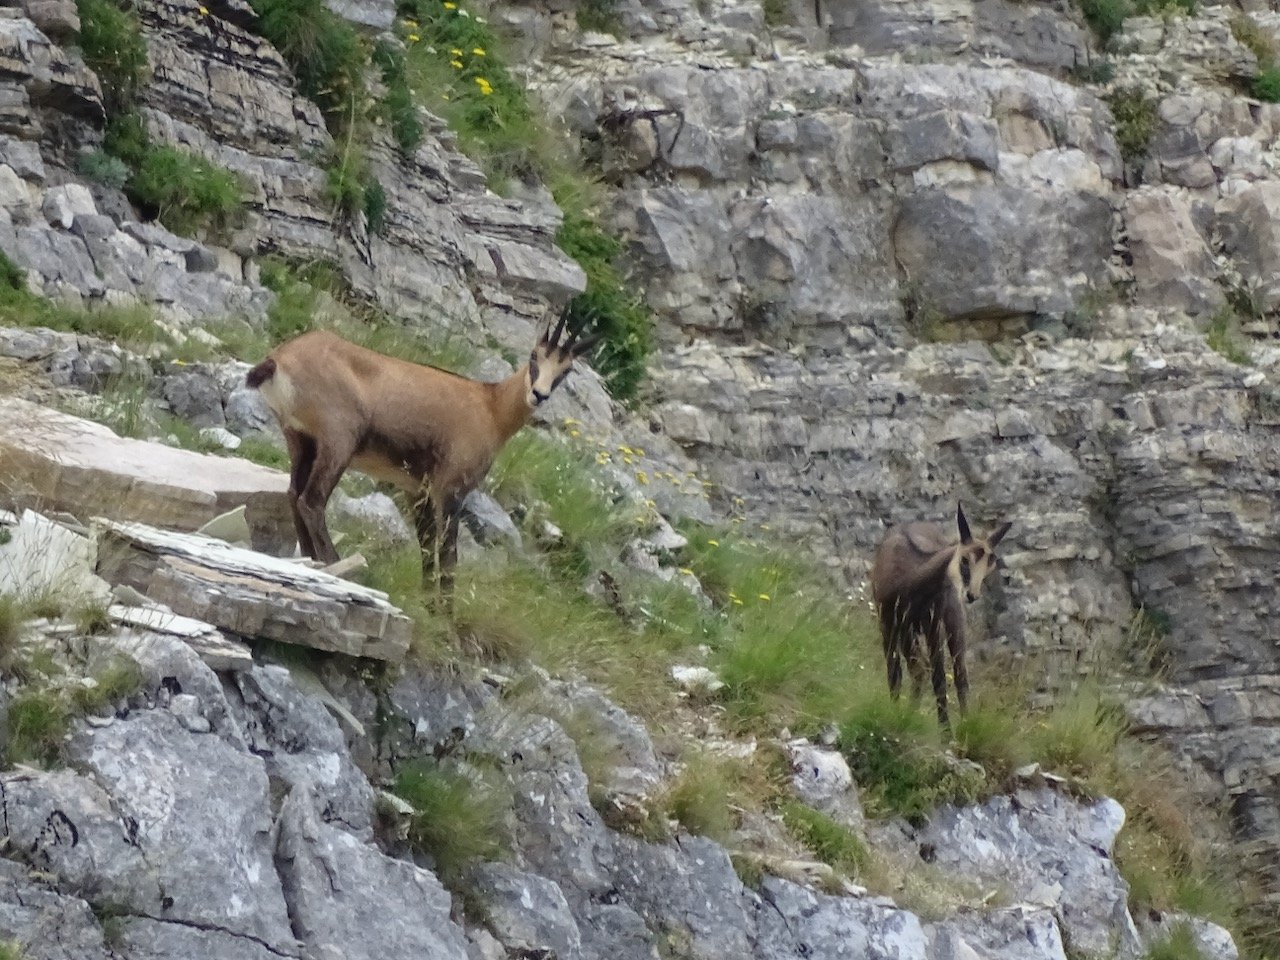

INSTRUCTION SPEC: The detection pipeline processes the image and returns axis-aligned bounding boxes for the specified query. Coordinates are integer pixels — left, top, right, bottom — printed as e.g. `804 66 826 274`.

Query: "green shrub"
761 0 789 27
780 802 870 876
129 146 246 234
373 41 424 154
248 0 366 121
392 758 509 885
1078 0 1132 44
555 207 651 400
1107 87 1159 169
76 0 149 116
659 755 738 844
69 655 144 713
1143 923 1204 960
1205 306 1251 365
77 149 130 189
364 178 388 235
1254 67 1280 102
577 0 619 33
6 688 71 767
0 250 25 293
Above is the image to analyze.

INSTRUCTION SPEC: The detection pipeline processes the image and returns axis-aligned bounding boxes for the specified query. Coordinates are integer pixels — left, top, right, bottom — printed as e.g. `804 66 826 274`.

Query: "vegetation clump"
391 758 510 886
1077 0 1194 45
1107 87 1160 170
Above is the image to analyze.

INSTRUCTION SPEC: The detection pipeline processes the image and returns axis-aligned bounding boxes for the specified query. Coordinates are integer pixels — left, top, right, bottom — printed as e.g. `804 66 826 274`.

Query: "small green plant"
1143 923 1205 960
77 149 131 189
128 146 246 235
6 688 72 767
577 0 620 33
1255 67 1280 102
1205 306 1251 365
247 0 366 123
779 802 870 876
0 938 25 960
0 250 25 292
372 41 424 154
659 754 738 844
0 595 27 665
70 655 144 714
72 601 112 636
364 178 388 235
392 758 509 886
1077 0 1132 44
761 0 789 27
76 0 149 116
1107 87 1159 169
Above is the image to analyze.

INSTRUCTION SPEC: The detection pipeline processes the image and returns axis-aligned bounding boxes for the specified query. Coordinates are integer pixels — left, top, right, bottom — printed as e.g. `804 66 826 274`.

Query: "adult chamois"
870 502 1012 729
246 309 600 605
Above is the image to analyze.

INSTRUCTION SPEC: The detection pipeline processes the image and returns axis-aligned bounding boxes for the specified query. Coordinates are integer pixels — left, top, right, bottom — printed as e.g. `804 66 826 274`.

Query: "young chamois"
245 309 600 605
870 503 1012 729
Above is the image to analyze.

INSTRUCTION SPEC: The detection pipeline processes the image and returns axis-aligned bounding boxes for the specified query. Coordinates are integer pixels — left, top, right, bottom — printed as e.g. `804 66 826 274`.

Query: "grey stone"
231 664 375 834
927 905 1067 960
331 489 414 544
472 863 583 960
224 383 280 437
757 877 928 960
893 185 1112 322
1218 181 1280 312
916 789 1140 956
787 738 864 831
162 368 226 427
1125 189 1221 316
461 489 522 548
0 859 110 960
111 916 284 960
275 788 469 960
41 183 95 228
324 0 394 29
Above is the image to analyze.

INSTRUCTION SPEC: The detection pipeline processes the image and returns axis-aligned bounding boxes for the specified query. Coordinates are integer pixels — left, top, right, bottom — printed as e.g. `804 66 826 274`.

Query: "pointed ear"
570 333 602 359
988 521 1012 548
956 502 972 544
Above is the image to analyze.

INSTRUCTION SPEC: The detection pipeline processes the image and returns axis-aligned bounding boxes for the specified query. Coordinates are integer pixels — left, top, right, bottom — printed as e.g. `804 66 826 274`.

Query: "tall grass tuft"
392 758 510 886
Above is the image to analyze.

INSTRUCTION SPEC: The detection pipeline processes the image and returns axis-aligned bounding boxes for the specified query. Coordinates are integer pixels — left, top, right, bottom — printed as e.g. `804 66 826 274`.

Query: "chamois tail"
246 357 276 389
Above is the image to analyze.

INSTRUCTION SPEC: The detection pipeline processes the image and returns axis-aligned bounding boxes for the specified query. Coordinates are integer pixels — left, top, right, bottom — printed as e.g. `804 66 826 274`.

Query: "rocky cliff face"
520 0 1280 915
0 0 1277 955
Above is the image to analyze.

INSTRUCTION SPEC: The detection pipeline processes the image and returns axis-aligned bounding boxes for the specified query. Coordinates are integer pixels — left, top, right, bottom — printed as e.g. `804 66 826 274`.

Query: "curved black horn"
956 502 972 544
548 306 570 346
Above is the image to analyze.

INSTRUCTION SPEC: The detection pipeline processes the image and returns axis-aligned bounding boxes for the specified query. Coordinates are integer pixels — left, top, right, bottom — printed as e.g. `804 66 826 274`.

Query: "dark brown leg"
879 602 903 699
413 491 439 584
437 501 461 614
295 438 355 564
283 429 318 558
947 626 969 716
926 612 950 730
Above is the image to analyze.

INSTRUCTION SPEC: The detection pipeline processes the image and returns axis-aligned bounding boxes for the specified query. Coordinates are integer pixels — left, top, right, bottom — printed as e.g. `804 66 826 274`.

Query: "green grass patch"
391 758 510 886
1206 306 1251 365
779 802 870 876
76 0 149 116
1107 87 1159 170
128 145 246 235
6 687 72 767
488 430 646 577
1143 923 1205 960
577 0 620 33
248 0 366 123
1077 0 1193 44
69 654 143 714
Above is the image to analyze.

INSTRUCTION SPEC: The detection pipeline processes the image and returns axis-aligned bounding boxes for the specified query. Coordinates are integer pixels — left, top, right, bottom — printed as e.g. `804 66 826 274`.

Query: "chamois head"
949 502 1013 605
526 309 601 409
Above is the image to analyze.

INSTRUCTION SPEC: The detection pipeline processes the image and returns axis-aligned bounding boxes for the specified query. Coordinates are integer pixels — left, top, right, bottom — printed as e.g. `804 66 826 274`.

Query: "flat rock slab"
0 396 293 554
108 603 254 671
95 518 412 662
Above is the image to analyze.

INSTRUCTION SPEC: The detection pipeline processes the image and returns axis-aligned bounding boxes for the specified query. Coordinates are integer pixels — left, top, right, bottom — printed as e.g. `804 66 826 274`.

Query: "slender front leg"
926 610 950 731
436 498 461 616
880 601 903 699
413 491 439 585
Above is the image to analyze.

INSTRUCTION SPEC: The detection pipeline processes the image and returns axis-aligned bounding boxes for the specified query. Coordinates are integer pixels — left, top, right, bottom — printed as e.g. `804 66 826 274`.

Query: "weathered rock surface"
95 518 413 661
0 397 292 552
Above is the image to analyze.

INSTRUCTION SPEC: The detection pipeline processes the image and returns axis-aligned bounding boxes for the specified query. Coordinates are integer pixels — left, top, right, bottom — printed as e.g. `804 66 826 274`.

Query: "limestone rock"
472 862 584 960
95 518 413 661
275 788 469 960
915 789 1140 956
0 859 110 960
1125 188 1221 316
0 397 293 553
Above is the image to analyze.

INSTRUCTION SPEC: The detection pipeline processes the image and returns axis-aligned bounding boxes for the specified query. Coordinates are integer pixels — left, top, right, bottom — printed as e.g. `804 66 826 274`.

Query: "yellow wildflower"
407 33 420 42
450 59 463 69
474 77 493 95
402 17 419 26
707 539 720 547
472 47 486 56
633 447 645 457
198 4 208 13
450 47 463 56
679 568 694 576
570 429 581 438
732 598 744 606
563 417 580 426
635 470 649 485
443 1 457 7
758 593 771 602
